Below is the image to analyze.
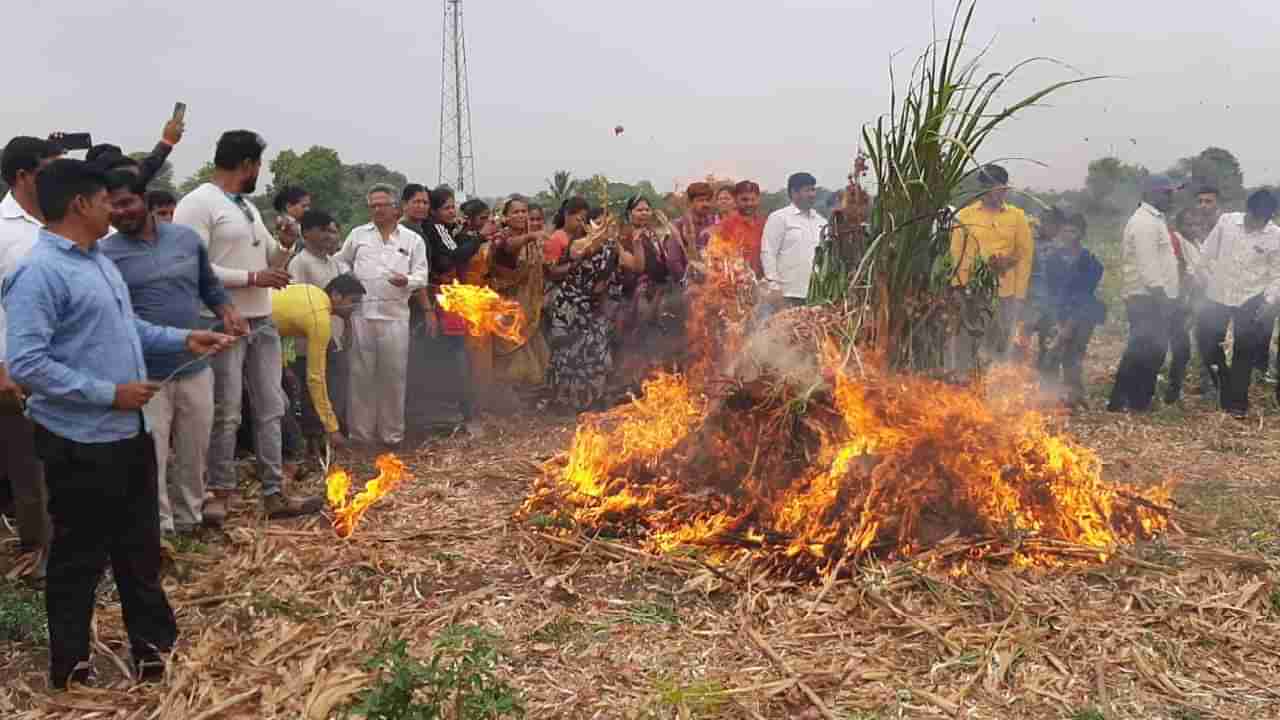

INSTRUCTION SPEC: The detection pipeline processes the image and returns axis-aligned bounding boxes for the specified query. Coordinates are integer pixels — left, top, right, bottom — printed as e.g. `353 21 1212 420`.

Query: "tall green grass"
849 0 1102 369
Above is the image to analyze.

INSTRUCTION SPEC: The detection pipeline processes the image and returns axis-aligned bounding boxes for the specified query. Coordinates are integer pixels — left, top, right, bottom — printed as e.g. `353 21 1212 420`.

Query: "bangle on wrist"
249 271 256 287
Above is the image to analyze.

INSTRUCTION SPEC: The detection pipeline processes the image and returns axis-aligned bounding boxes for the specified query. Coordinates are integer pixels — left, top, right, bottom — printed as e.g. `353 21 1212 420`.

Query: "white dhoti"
347 316 410 445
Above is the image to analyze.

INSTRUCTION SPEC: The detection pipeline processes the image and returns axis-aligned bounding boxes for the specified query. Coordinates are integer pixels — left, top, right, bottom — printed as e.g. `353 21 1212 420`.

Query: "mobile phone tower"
437 0 477 199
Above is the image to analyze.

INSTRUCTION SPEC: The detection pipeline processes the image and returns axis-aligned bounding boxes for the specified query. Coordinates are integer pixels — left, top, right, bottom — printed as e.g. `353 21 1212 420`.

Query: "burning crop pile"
521 238 1172 576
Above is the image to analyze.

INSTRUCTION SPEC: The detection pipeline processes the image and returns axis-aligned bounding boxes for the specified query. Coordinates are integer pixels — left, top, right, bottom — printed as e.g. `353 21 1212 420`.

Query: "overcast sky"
7 0 1279 196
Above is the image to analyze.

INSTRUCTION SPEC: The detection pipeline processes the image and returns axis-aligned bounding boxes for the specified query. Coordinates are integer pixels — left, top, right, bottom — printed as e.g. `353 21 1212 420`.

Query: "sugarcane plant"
843 0 1102 371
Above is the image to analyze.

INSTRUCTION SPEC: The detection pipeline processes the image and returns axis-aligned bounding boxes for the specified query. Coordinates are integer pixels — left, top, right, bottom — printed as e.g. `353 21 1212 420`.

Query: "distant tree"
340 162 410 226
267 146 345 222
1083 157 1148 217
545 170 577 208
177 160 216 196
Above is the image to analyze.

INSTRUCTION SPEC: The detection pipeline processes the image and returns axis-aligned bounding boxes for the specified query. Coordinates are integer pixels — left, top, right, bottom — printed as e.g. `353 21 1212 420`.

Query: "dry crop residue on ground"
1 336 1278 720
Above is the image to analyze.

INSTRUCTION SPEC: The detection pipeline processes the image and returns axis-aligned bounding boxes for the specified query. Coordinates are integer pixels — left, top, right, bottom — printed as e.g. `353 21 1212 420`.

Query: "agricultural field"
0 327 1277 720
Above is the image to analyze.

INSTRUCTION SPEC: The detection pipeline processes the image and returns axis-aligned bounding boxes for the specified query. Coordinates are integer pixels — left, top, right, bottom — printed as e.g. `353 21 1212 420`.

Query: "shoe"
51 660 95 690
132 655 166 683
202 493 231 529
264 493 324 519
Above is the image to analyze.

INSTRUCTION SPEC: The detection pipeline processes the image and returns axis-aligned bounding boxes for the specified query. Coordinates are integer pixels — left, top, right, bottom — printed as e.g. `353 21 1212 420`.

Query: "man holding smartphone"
83 109 184 190
173 130 323 526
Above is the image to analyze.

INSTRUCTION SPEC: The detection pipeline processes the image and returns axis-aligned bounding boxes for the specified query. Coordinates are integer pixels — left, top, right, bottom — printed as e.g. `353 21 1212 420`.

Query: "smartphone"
172 102 187 123
57 132 93 151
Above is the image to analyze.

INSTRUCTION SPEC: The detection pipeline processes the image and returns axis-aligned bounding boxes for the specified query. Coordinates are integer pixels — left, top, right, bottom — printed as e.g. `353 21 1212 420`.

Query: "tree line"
0 142 1266 232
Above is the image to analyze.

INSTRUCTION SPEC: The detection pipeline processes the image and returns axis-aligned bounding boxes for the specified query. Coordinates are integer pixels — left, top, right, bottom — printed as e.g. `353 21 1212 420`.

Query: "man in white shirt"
1108 176 1196 413
1193 190 1280 417
335 184 429 447
760 172 827 318
0 136 59 576
172 130 322 525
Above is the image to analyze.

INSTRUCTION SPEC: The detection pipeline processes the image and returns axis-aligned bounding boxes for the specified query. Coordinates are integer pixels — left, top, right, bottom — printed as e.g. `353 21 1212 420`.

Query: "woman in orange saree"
491 195 550 388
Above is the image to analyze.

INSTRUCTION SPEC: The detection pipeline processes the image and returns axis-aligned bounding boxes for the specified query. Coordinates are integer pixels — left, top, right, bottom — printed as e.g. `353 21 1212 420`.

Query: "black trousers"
32 425 176 687
1109 295 1171 412
405 332 473 427
1165 303 1193 401
1197 297 1270 414
286 356 328 438
1039 321 1096 401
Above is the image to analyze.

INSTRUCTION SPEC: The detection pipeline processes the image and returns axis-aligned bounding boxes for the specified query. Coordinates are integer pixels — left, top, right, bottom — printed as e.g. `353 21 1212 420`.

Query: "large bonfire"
520 235 1172 576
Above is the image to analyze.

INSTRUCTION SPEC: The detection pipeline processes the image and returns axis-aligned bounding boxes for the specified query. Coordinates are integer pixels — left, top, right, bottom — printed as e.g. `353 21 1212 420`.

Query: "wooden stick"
747 628 837 720
179 592 251 607
188 688 261 720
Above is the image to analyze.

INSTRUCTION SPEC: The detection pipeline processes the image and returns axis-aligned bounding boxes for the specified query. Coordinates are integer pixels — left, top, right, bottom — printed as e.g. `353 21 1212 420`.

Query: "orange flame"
325 453 407 538
436 281 526 344
520 239 1172 576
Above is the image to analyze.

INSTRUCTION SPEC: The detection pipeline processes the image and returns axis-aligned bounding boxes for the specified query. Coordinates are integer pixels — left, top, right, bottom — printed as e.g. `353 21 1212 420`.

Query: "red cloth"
717 213 766 277
543 230 570 264
431 279 470 336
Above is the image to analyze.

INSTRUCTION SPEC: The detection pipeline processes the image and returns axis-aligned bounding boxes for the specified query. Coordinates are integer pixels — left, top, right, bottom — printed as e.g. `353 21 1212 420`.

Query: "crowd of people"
2 119 1279 691
948 165 1280 417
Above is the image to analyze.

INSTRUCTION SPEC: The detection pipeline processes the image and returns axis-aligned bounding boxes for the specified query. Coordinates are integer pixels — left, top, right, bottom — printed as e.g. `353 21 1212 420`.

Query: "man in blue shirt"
2 159 232 689
101 161 244 536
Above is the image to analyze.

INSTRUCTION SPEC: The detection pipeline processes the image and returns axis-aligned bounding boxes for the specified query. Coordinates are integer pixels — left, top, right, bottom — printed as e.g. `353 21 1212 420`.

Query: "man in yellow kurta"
272 275 366 448
948 164 1034 370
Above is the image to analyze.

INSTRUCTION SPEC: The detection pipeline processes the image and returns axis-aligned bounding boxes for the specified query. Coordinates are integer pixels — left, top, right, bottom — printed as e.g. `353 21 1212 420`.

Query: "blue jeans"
205 317 285 496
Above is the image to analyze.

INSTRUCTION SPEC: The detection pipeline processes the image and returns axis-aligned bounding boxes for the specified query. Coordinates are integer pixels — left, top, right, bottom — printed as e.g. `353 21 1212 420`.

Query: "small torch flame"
436 281 526 344
325 453 407 538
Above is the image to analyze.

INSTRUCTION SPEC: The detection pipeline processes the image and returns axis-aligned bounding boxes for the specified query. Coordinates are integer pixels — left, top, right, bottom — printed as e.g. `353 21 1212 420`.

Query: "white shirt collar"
0 192 41 225
1138 202 1166 220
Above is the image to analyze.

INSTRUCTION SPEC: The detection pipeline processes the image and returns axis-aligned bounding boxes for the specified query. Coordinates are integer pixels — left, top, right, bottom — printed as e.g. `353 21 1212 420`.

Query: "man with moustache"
712 180 766 277
173 130 322 525
100 162 243 536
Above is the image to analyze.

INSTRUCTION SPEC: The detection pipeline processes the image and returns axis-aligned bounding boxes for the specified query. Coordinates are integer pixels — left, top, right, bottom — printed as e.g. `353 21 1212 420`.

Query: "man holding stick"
2 159 234 688
173 130 322 525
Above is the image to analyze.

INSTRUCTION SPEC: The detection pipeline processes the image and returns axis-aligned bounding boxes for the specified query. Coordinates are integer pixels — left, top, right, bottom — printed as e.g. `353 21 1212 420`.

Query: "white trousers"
348 316 410 445
142 367 214 533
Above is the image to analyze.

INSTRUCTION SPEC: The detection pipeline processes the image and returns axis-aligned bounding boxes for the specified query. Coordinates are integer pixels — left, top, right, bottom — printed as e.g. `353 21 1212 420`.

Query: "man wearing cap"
948 164 1034 370
1192 189 1280 418
1108 175 1197 412
761 172 827 314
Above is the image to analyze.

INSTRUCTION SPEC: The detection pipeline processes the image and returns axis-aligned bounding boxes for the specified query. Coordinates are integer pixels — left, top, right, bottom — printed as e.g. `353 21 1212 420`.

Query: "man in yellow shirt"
948 164 1034 370
272 274 365 450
